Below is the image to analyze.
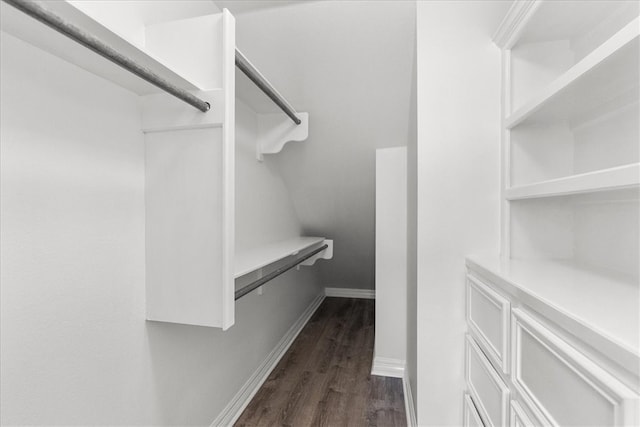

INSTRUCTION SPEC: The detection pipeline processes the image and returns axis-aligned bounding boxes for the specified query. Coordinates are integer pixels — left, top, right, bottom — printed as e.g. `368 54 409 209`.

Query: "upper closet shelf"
467 255 639 374
0 0 202 96
235 48 310 160
506 163 640 200
236 48 301 125
235 237 333 279
506 18 639 129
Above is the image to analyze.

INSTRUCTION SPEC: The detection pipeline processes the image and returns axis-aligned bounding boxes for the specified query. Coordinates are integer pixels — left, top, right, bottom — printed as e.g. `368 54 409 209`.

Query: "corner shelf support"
256 112 309 161
299 239 333 267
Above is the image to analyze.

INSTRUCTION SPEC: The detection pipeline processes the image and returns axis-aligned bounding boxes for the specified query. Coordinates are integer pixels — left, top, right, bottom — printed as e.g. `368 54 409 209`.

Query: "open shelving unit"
488 0 640 363
1 0 331 330
465 6 640 422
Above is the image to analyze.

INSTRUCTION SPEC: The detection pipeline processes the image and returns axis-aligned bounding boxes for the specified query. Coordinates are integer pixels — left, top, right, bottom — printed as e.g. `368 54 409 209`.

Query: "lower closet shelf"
235 237 333 278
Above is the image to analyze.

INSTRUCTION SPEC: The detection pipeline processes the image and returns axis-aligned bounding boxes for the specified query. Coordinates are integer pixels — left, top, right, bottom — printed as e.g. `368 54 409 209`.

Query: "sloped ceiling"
220 1 417 289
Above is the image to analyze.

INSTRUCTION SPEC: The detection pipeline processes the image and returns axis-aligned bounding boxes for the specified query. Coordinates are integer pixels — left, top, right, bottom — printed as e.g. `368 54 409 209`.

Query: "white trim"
324 287 375 299
371 356 405 378
220 9 235 331
210 293 325 427
500 48 512 259
403 370 417 427
492 0 540 49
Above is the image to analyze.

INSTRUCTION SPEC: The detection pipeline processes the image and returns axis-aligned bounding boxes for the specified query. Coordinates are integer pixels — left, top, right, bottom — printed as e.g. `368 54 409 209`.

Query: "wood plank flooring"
235 297 407 427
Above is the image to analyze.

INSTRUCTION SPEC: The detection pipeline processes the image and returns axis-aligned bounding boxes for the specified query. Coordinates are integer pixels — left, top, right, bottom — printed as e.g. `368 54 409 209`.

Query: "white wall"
0 32 321 425
69 0 219 47
415 1 505 424
374 147 407 368
235 99 302 252
229 1 417 290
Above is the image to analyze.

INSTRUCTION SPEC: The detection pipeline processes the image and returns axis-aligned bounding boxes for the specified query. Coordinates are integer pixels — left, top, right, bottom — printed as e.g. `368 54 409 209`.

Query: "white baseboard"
371 357 416 426
324 287 375 299
210 293 325 427
371 356 405 378
403 370 417 427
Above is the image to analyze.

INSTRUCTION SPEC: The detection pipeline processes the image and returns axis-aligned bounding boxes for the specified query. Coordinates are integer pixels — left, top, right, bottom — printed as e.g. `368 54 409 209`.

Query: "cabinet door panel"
467 274 510 373
464 393 485 427
466 335 509 427
512 309 638 426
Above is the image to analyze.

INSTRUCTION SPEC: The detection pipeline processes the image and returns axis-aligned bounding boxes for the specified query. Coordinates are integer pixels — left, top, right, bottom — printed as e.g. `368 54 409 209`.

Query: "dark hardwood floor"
235 297 407 427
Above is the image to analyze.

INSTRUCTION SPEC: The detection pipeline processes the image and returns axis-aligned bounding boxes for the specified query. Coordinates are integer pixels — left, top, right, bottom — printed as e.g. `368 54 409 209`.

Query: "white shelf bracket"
298 239 333 268
256 112 309 161
257 267 264 295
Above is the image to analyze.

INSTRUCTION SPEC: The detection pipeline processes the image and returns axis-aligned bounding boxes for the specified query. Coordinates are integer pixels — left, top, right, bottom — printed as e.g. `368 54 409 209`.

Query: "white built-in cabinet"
0 1 331 331
464 1 640 426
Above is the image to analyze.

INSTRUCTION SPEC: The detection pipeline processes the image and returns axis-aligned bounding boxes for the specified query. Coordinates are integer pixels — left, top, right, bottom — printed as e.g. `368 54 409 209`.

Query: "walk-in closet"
1 1 638 426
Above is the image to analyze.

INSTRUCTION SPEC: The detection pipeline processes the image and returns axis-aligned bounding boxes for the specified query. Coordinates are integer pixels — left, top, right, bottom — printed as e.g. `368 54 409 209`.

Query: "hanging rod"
2 0 211 113
235 49 302 125
235 244 328 300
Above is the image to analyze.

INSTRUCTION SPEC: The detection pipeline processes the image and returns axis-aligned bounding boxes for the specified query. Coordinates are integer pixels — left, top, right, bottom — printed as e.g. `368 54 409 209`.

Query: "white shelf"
234 237 327 278
466 255 639 373
506 17 639 129
515 1 634 47
506 163 640 200
0 1 201 95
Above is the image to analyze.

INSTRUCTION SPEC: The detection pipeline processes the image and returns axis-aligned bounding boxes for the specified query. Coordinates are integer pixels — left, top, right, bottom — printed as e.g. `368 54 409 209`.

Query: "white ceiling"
223 1 417 289
215 1 325 15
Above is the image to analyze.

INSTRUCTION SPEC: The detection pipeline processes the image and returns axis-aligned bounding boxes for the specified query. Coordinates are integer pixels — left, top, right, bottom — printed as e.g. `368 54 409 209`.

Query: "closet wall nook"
1 0 331 330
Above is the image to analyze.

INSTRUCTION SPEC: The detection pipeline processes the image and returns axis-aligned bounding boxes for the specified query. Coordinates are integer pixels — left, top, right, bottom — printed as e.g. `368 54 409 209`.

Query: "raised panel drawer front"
512 309 639 426
511 400 541 427
466 334 509 427
463 393 485 427
467 274 511 374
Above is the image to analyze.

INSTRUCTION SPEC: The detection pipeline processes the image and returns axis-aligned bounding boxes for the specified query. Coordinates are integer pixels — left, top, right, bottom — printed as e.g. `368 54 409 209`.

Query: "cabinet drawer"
463 393 485 427
466 335 509 427
467 274 510 374
511 309 639 426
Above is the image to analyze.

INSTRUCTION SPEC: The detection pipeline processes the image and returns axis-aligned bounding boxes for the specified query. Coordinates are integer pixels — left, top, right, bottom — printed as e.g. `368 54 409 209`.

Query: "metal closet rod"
235 244 328 300
3 0 211 113
235 50 302 125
